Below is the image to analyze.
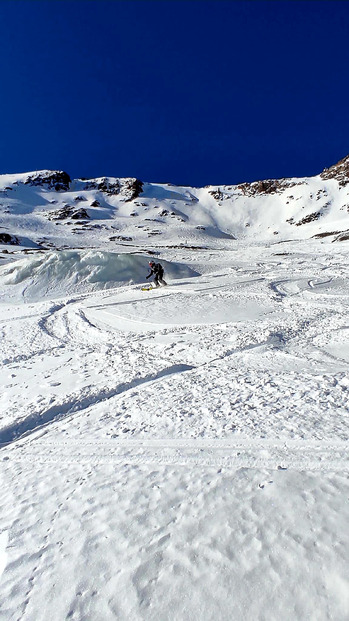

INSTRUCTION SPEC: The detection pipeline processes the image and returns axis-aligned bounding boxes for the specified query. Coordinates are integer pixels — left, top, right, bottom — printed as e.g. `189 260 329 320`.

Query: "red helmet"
149 261 155 266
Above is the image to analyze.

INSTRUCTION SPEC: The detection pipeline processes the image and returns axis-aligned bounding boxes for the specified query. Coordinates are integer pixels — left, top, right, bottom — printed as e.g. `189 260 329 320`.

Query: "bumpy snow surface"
0 170 349 620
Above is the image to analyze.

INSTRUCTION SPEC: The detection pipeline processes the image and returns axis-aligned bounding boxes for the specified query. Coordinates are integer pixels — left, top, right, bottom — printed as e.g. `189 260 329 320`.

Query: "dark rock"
71 208 90 220
209 189 224 201
122 178 143 201
109 235 133 242
312 230 342 239
320 154 349 187
81 178 120 194
239 180 279 196
236 177 302 197
295 212 322 226
333 230 349 242
48 205 90 221
0 232 19 245
80 177 143 201
24 171 71 191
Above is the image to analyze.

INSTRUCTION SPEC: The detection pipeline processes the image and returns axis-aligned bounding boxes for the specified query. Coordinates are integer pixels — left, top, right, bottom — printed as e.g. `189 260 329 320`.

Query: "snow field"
1 239 349 620
1 460 349 621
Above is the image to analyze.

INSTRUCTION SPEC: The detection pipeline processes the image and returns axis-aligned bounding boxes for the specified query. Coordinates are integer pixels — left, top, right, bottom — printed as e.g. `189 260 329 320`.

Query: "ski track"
1 242 349 621
8 438 349 473
1 257 349 449
0 364 195 445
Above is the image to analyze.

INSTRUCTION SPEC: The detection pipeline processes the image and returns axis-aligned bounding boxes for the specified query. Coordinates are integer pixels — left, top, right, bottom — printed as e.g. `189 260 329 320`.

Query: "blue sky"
1 0 348 186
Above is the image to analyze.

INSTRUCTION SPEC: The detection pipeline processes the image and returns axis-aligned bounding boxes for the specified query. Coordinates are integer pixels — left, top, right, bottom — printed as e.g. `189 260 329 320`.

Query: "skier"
146 261 167 287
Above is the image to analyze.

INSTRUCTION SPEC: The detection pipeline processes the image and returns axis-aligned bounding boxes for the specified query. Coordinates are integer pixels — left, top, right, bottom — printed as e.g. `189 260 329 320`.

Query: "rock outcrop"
0 232 19 245
79 177 143 201
48 206 90 221
236 178 301 197
320 155 349 187
24 171 71 191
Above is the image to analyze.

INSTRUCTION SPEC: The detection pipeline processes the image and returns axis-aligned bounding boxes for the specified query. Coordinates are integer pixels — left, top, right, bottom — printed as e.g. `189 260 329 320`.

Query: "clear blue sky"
1 0 348 186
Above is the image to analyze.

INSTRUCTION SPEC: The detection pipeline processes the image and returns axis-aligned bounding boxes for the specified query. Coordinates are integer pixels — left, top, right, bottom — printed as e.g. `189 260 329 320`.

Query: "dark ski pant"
154 275 167 287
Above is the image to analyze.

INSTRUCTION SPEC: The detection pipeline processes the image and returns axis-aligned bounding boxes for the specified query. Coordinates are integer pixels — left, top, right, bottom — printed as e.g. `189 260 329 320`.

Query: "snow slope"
1 155 349 256
0 250 198 302
0 160 349 620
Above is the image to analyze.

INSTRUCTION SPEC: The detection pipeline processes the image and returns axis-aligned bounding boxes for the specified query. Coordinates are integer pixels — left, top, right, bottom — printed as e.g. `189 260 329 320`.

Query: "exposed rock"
320 155 349 187
80 177 143 201
333 230 349 242
48 205 90 221
71 208 90 220
121 178 143 201
312 230 342 239
208 178 302 200
90 200 101 207
236 178 300 197
109 235 133 242
24 170 71 191
295 212 322 226
0 232 19 245
81 178 120 195
209 189 225 201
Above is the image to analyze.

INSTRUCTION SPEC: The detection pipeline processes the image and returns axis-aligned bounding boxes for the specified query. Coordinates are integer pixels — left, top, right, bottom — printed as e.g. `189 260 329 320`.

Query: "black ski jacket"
146 263 164 279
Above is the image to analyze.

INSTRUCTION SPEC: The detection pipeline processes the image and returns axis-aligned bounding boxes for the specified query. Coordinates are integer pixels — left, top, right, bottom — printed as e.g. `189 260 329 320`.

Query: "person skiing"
146 261 167 287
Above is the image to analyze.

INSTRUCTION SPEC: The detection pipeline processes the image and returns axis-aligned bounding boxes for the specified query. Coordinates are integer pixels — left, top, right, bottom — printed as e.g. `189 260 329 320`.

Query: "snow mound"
0 250 199 301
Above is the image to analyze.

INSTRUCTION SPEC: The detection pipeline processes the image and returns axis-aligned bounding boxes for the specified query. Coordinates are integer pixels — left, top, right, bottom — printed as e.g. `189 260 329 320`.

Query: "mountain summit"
320 154 349 186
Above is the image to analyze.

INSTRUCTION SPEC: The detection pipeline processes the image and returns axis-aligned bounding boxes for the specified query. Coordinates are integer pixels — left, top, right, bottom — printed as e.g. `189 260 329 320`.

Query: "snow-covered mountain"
1 157 349 620
1 155 349 255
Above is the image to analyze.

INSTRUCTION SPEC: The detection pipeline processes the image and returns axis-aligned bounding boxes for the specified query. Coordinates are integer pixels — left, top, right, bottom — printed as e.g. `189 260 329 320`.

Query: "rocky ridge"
320 154 349 187
0 155 349 251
